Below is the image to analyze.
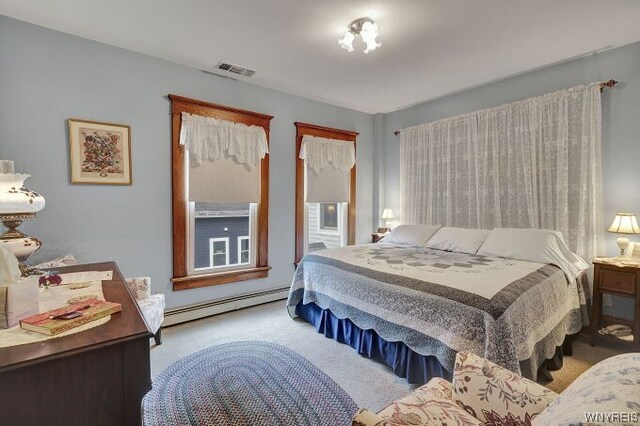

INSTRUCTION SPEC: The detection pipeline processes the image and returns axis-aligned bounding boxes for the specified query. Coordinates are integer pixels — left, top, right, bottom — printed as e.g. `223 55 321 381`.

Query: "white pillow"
425 227 490 254
384 224 441 245
477 228 588 281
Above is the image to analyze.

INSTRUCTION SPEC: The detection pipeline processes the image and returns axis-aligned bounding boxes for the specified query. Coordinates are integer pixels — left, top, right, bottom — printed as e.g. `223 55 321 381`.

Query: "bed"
287 227 590 384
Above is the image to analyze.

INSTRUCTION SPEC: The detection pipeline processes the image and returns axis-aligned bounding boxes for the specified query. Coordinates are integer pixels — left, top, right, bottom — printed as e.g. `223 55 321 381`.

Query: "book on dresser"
20 298 122 336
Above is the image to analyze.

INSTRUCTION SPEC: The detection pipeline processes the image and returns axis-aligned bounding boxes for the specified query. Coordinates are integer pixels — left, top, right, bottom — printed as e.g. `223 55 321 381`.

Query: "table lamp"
0 160 46 276
381 208 395 227
608 212 640 257
377 208 395 234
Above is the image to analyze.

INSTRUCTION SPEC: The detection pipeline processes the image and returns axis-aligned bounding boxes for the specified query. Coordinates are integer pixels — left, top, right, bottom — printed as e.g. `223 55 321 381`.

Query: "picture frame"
626 242 640 259
68 118 132 185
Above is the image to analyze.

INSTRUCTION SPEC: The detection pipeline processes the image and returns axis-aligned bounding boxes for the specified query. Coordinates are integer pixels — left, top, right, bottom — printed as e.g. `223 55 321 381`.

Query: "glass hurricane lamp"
0 160 46 276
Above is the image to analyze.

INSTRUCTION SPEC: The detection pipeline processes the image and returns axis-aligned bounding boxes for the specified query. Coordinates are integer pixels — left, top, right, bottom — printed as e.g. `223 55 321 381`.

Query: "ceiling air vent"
215 62 256 77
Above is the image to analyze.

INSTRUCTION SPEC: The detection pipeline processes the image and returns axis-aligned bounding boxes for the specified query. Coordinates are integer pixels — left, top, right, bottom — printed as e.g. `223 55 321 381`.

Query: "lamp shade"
608 213 640 234
381 208 395 220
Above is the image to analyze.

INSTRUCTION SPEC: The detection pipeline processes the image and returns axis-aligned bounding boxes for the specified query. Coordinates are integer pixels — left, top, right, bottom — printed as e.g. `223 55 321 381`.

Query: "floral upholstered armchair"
353 351 640 426
124 277 165 345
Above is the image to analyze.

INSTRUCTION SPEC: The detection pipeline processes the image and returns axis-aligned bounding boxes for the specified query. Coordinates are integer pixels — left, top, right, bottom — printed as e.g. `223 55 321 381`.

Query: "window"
294 122 357 264
238 236 250 264
170 95 272 291
209 238 229 268
319 203 338 231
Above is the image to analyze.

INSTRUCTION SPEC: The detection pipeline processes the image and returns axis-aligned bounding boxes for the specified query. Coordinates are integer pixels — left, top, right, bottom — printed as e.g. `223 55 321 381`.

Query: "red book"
20 299 121 336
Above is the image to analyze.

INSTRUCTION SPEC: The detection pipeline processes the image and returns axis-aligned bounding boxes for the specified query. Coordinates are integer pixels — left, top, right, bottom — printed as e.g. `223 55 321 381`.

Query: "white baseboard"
163 287 290 327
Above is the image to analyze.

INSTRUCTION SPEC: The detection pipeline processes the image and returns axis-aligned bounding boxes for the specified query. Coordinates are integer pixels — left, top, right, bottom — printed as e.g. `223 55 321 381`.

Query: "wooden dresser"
0 262 152 426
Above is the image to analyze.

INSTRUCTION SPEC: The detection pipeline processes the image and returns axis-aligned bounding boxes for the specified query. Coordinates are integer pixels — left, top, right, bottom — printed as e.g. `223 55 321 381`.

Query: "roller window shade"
189 156 260 203
306 164 350 202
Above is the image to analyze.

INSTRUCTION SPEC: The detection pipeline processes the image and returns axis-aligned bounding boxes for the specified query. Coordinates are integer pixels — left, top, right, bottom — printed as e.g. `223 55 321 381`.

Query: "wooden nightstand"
590 258 640 349
371 233 385 243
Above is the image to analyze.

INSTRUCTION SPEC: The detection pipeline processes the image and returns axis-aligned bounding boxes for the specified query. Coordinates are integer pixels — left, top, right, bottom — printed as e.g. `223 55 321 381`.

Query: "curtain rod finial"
600 79 618 91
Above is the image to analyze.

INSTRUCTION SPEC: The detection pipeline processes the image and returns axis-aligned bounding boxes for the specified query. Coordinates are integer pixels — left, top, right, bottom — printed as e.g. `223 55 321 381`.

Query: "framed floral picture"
68 118 132 185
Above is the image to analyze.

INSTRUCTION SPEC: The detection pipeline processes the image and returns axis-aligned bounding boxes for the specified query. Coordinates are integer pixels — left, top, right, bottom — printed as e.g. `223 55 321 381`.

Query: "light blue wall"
0 16 374 309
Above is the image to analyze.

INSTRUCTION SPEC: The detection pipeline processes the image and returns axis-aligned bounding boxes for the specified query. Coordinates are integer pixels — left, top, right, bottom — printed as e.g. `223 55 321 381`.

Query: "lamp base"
616 235 630 257
0 236 43 276
18 262 43 277
0 213 43 277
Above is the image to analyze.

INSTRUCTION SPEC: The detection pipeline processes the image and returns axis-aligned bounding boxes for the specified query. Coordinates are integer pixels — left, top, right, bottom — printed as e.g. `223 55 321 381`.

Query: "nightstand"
590 258 640 349
371 233 385 243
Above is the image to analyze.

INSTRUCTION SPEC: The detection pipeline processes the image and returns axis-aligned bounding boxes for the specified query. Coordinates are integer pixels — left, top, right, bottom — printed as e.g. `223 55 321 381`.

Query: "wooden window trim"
294 122 358 265
169 94 273 290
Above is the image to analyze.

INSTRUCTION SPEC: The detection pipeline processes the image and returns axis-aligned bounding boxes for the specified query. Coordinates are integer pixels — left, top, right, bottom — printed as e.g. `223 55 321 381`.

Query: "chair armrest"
124 277 151 300
453 352 557 424
352 408 387 426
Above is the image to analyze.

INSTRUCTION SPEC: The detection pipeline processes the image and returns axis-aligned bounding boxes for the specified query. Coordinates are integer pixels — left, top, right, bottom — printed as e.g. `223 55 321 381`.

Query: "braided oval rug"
143 341 358 426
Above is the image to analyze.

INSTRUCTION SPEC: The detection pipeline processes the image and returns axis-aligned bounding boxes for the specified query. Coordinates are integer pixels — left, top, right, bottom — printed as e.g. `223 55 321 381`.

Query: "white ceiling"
2 1 640 113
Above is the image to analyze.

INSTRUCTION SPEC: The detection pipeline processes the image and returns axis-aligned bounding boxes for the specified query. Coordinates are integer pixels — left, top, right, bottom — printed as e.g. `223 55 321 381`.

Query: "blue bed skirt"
295 301 451 385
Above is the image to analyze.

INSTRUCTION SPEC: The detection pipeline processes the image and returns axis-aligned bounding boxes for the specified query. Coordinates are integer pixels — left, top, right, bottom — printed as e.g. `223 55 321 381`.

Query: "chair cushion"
35 254 79 269
137 294 165 334
377 377 482 425
124 276 151 300
453 352 557 425
352 408 386 426
532 353 640 426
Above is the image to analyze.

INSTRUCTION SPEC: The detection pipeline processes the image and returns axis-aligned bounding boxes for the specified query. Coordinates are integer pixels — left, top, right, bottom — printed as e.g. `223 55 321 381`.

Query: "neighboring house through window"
319 203 338 232
193 202 253 270
308 202 346 252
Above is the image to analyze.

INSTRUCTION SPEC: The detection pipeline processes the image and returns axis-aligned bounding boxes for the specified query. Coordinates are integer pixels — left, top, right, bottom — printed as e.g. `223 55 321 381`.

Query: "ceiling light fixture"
338 17 381 54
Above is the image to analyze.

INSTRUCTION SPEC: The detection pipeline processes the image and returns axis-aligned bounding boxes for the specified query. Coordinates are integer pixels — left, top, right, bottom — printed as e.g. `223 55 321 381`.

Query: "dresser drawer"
600 270 636 295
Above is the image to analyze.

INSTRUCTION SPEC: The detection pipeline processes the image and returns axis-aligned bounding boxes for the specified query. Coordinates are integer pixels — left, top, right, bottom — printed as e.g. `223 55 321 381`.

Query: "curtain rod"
393 79 619 136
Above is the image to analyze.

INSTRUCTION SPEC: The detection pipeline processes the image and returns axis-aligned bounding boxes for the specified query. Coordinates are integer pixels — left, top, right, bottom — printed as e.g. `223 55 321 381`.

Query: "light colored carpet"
545 334 626 393
151 300 623 411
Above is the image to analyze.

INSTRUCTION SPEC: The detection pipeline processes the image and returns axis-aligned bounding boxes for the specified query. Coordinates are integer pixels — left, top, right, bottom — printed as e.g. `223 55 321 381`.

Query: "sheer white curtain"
400 83 603 259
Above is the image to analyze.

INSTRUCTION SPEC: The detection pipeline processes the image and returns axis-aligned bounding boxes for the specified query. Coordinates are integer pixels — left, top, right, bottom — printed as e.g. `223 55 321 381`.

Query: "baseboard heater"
163 286 290 327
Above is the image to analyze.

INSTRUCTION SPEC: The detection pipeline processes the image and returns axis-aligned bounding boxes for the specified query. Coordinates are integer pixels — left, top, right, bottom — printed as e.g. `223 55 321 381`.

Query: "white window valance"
180 112 268 169
299 135 355 174
300 135 355 203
